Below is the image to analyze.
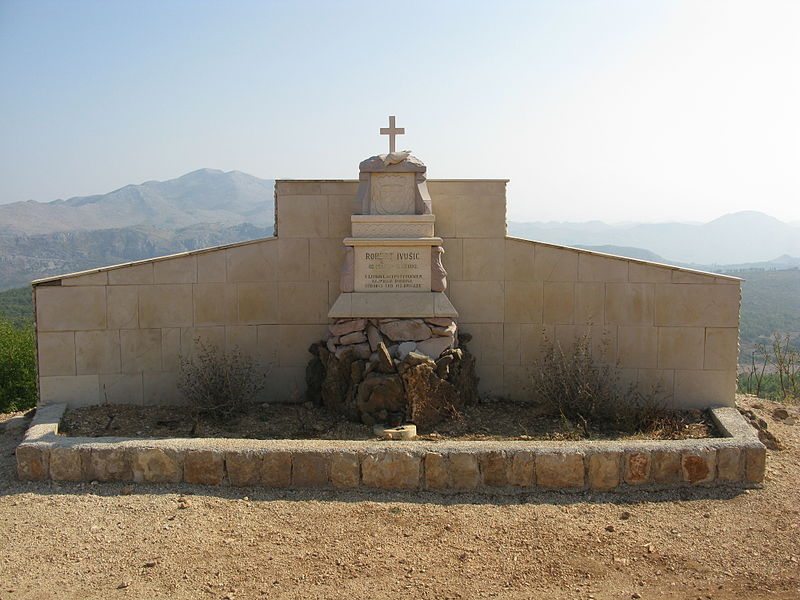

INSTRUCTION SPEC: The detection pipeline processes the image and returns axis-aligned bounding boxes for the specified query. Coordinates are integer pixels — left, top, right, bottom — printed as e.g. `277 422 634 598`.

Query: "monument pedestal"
328 292 458 319
309 121 476 428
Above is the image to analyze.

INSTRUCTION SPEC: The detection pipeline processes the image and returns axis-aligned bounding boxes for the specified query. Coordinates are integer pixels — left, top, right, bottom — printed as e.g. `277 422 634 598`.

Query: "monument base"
328 292 458 319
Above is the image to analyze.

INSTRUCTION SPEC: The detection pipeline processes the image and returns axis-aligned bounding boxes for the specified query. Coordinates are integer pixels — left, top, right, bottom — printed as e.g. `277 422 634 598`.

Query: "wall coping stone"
16 404 765 493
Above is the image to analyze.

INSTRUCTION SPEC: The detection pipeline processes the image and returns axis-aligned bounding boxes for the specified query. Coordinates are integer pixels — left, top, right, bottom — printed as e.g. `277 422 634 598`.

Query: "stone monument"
309 117 477 427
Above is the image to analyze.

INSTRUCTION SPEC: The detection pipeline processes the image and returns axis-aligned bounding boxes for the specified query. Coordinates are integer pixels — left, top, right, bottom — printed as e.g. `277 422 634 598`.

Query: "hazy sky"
1 0 798 224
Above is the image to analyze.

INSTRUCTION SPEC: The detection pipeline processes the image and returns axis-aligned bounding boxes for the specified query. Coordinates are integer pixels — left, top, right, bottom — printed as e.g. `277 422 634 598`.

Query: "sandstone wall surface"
33 179 740 408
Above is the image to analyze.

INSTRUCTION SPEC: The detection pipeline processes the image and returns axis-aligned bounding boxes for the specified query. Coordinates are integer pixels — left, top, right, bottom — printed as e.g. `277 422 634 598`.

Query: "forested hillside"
0 287 33 328
726 268 800 354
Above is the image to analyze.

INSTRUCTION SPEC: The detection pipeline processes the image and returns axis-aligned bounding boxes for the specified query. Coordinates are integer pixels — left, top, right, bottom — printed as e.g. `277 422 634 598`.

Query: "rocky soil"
1 394 798 600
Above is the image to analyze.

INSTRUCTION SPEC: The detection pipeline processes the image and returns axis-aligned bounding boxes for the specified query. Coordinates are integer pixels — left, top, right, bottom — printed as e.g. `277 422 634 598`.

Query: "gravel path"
1 395 798 600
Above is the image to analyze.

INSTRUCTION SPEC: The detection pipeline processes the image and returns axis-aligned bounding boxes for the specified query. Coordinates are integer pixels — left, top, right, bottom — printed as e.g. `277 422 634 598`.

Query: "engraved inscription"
354 245 432 292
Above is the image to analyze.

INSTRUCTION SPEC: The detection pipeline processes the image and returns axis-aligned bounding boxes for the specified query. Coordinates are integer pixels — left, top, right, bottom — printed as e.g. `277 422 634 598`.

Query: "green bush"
530 329 667 434
0 315 38 413
178 338 265 421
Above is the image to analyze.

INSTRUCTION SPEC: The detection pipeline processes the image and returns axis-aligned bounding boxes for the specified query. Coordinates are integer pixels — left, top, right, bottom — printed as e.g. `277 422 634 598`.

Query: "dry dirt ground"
0 394 798 600
59 401 715 442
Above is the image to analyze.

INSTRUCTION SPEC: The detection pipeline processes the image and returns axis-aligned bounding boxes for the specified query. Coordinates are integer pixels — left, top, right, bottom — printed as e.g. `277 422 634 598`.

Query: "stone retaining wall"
17 404 766 493
33 179 742 410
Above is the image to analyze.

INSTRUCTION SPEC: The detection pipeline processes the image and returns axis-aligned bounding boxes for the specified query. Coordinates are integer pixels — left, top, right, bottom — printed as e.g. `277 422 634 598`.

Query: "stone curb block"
15 404 768 494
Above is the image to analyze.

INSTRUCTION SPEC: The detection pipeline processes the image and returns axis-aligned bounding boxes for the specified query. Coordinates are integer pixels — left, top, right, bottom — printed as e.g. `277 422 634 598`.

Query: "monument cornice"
343 237 443 247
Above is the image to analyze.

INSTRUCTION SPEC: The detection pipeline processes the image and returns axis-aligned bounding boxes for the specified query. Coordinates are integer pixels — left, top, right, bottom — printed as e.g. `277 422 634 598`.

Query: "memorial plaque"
354 245 431 292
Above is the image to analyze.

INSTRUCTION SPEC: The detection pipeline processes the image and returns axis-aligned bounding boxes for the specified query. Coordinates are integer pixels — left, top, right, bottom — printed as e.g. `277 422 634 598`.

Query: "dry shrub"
178 338 265 421
530 329 668 434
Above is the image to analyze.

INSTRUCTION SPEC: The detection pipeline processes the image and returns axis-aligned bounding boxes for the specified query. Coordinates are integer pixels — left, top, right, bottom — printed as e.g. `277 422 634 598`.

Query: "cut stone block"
479 451 509 487
138 284 193 328
278 281 330 324
450 281 505 323
226 451 264 487
462 238 504 281
194 283 237 326
293 452 330 487
50 446 87 481
330 452 360 488
536 452 584 488
36 286 107 331
16 444 50 481
108 263 153 285
184 450 225 485
658 327 705 370
39 375 99 407
588 452 620 491
362 451 420 490
107 285 139 329
278 238 310 282
533 244 578 282
624 452 651 485
617 327 658 370
37 332 76 377
604 283 654 325
673 369 737 408
578 254 628 282
716 446 743 482
509 451 535 487
744 445 766 483
276 194 329 238
88 447 132 482
226 241 277 283
448 452 480 489
261 451 292 487
75 330 121 375
655 284 740 327
63 270 108 286
154 255 197 284
424 452 449 489
120 329 162 374
132 448 183 483
681 449 716 484
704 327 740 371
237 282 279 324
503 280 542 324
197 249 227 283
504 238 535 282
542 281 575 325
651 450 682 483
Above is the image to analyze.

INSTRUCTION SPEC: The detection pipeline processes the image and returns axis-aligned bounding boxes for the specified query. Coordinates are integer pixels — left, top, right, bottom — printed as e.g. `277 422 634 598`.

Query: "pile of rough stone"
325 317 457 362
307 318 478 428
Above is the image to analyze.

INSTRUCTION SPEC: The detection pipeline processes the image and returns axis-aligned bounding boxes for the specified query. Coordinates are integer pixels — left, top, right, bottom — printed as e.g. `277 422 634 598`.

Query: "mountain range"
0 168 274 235
508 211 800 265
1 168 798 290
0 170 274 289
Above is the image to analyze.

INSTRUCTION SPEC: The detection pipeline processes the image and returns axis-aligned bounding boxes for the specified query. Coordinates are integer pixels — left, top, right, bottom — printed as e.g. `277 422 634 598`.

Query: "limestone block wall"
33 179 740 409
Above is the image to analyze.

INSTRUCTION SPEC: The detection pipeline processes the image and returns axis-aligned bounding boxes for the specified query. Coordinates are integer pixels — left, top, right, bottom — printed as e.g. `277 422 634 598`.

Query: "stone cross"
379 115 405 153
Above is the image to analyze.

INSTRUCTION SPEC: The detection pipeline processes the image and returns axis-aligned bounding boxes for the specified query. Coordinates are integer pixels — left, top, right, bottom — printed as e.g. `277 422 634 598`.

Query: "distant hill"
572 245 667 263
2 168 800 298
0 223 273 290
721 268 800 354
0 169 275 235
508 211 800 264
0 169 275 290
